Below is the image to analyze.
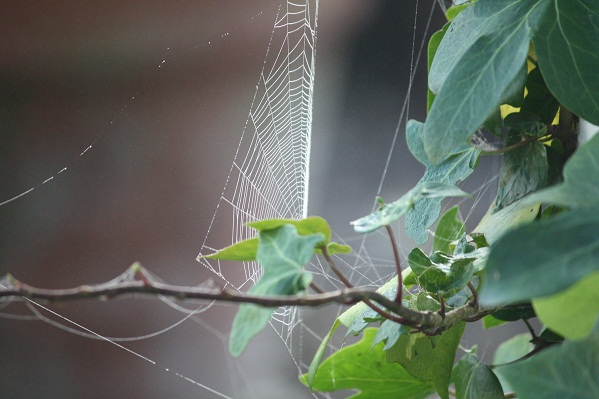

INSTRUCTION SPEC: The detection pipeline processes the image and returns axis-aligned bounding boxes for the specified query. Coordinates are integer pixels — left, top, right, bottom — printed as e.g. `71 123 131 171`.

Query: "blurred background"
0 1 521 398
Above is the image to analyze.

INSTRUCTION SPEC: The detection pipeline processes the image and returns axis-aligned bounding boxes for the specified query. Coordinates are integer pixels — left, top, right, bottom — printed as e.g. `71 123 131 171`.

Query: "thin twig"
481 134 552 155
0 266 497 333
385 225 403 304
321 246 354 288
310 282 325 294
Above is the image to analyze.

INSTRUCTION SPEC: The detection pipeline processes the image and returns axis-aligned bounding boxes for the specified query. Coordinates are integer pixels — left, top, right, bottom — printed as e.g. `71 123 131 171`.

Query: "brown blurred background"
1 1 520 398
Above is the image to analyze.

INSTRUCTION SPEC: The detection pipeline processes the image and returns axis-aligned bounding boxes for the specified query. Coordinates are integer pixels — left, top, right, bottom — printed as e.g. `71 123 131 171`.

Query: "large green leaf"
229 225 323 356
533 271 599 339
492 333 534 393
531 0 599 125
495 136 548 210
405 120 479 244
519 67 560 124
499 317 599 399
386 322 466 399
408 248 476 298
302 328 435 399
424 0 549 161
351 181 468 234
453 353 504 399
480 207 599 306
523 134 599 208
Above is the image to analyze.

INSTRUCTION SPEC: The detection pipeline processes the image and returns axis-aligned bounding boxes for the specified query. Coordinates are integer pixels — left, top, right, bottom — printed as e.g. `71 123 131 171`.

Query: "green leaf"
495 135 548 210
229 225 323 356
492 333 534 393
200 237 259 261
474 197 540 244
408 249 476 298
482 315 506 329
372 320 410 351
405 120 479 244
427 24 449 111
520 67 560 124
498 317 599 399
433 206 465 254
533 271 599 339
531 0 599 125
305 319 341 388
302 328 435 399
490 303 536 322
386 322 466 399
523 134 599 208
480 207 599 306
453 353 504 399
200 216 351 261
351 181 468 234
424 0 548 161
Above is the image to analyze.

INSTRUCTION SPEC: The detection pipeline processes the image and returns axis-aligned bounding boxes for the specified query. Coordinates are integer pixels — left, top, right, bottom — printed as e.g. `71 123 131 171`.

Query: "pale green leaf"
351 182 468 234
531 0 599 125
480 207 599 306
433 206 465 254
474 197 540 244
229 225 323 356
499 317 599 399
302 328 435 399
522 134 599 208
405 120 479 244
305 319 341 388
533 271 599 339
492 333 534 393
386 322 466 399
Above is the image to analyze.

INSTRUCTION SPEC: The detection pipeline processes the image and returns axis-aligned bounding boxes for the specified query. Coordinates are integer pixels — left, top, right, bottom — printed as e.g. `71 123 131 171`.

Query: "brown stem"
481 134 551 155
0 266 498 333
385 225 403 304
467 282 478 309
310 282 325 294
321 246 354 288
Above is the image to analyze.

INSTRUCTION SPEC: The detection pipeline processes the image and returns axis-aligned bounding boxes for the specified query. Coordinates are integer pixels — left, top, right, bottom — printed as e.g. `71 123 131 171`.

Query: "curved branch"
0 265 497 332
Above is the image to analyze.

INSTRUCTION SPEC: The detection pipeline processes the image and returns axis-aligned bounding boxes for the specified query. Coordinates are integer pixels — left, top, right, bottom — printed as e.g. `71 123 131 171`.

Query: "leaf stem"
467 282 478 309
385 225 403 305
321 246 354 289
310 282 325 294
481 134 551 155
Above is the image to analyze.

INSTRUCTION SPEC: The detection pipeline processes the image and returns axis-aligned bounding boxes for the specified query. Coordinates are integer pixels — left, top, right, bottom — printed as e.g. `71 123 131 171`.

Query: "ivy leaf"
229 225 323 356
473 198 539 244
408 248 476 298
386 322 466 399
200 216 351 261
372 320 410 351
480 207 599 306
522 134 599 208
427 23 449 111
433 206 465 254
498 317 599 399
533 271 599 339
424 0 548 161
405 120 479 244
305 319 341 388
453 353 504 399
302 328 435 399
531 0 599 125
492 333 534 393
351 181 468 234
495 134 548 210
